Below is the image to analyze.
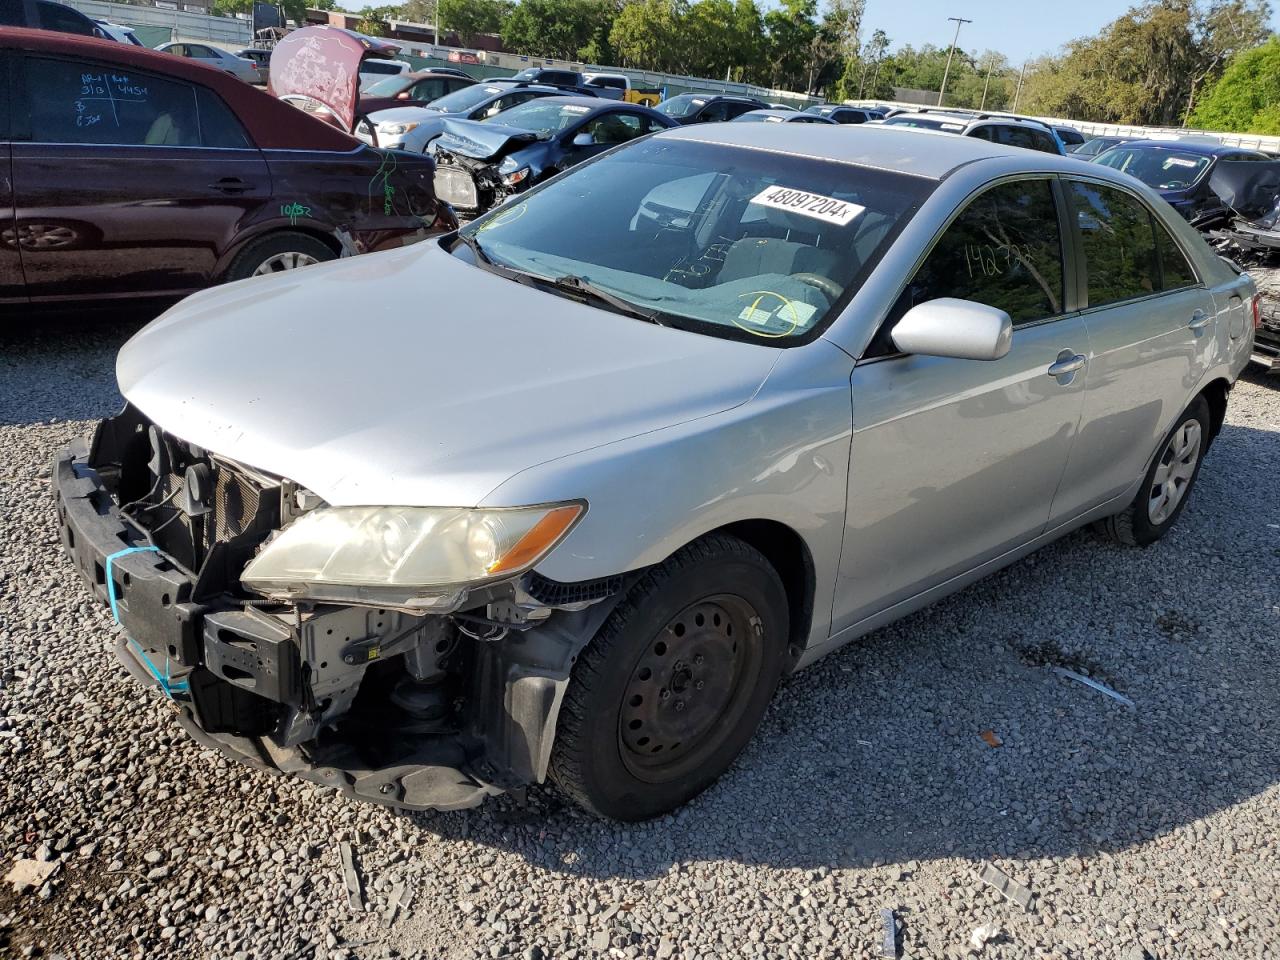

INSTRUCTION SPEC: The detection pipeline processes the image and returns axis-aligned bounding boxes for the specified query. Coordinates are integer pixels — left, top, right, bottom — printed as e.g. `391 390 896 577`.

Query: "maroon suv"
0 28 455 307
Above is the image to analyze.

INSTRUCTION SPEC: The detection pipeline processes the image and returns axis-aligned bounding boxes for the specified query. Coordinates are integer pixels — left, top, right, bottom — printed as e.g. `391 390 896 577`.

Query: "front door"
833 177 1088 631
10 53 270 302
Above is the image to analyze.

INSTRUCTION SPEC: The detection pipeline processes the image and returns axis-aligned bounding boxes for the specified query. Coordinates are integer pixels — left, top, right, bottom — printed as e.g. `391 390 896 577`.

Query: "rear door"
0 51 25 303
10 53 271 301
1049 177 1217 520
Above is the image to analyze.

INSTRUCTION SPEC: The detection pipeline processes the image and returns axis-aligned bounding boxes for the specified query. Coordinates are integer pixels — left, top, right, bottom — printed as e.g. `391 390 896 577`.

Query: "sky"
862 0 1280 64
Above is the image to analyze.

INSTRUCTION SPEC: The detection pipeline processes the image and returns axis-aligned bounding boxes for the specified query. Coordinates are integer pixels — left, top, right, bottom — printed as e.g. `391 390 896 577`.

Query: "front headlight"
498 158 531 185
241 503 583 610
378 122 420 136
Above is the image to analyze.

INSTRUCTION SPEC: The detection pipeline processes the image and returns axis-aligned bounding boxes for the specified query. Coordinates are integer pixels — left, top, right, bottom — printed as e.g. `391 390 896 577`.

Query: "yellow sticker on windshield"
750 186 865 226
732 291 811 338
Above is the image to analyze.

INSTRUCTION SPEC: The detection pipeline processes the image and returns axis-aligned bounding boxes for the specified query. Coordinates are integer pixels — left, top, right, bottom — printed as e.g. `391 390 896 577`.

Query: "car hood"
117 242 781 507
434 119 540 161
368 105 438 123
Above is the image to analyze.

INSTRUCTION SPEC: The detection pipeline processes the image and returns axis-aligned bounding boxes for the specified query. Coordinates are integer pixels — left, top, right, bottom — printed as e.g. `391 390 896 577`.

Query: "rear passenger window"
1068 181 1160 306
195 87 252 148
1155 220 1198 289
38 0 97 36
894 179 1065 326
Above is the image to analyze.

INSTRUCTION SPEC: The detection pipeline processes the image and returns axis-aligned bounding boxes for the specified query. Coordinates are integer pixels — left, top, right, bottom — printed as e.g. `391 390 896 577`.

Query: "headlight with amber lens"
240 503 583 610
378 121 419 135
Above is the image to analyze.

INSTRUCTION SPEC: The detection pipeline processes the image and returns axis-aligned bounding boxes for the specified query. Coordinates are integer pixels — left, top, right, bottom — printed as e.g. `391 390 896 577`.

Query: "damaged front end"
431 120 539 217
53 405 625 811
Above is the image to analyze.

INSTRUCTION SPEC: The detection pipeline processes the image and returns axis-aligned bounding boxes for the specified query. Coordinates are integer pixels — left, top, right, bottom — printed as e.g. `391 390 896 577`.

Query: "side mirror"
891 298 1013 361
571 131 595 147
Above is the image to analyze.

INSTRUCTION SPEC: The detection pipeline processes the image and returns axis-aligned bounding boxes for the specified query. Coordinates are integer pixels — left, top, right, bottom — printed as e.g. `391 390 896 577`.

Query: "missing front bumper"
52 424 620 813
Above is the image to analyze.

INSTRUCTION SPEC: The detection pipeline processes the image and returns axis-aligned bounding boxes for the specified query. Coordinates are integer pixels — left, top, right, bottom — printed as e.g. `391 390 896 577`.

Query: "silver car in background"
53 124 1255 821
156 41 260 84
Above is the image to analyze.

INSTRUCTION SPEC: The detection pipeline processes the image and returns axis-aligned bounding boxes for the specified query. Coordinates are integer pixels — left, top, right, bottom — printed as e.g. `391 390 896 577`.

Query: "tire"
1094 395 1212 547
224 232 335 282
549 534 790 821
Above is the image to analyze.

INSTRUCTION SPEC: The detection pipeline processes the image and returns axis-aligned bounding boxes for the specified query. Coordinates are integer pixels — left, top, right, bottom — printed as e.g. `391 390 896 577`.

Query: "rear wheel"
1095 395 1211 546
549 534 789 821
225 232 335 282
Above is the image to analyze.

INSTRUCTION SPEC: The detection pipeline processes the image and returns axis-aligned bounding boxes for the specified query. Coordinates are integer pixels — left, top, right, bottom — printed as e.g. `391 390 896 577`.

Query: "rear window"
883 115 965 132
457 138 934 345
1094 147 1211 190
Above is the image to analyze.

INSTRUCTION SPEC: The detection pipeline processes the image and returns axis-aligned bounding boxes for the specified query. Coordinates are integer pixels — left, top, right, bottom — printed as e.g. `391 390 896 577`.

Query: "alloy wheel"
253 252 320 275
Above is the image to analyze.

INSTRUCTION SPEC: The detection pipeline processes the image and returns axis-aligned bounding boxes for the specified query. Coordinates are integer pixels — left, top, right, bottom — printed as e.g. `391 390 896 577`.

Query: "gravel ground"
1 313 1278 960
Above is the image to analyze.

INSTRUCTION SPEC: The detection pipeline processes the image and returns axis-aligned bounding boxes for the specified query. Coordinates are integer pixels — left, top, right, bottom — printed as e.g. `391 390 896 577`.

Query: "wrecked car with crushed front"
54 123 1254 822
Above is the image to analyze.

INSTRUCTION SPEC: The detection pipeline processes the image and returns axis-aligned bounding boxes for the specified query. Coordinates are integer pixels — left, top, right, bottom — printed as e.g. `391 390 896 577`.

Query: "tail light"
1252 294 1262 330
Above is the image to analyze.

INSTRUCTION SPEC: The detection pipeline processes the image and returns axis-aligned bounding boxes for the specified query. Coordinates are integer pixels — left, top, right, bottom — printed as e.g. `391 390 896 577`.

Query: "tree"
502 0 615 60
609 0 682 72
1192 35 1280 132
762 0 818 89
1018 0 1273 125
438 0 509 44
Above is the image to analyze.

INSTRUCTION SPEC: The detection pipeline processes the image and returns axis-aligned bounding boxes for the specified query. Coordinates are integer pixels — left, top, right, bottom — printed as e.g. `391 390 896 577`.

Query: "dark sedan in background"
653 93 767 124
0 28 454 308
430 97 676 217
357 70 476 115
1093 140 1269 219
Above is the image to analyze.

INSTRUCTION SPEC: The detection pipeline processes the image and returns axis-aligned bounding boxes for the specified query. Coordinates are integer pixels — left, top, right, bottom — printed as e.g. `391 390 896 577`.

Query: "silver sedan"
156 41 260 84
53 123 1255 821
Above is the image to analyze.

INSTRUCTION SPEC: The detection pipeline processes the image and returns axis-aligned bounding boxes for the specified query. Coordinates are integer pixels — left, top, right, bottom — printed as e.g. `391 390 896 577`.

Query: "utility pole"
1012 60 1027 111
979 57 994 110
937 16 971 107
434 0 440 49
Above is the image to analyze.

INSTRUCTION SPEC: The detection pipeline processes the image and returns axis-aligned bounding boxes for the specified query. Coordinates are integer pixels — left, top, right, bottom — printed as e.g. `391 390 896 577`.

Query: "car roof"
537 95 646 111
652 121 1106 180
0 27 358 152
740 108 803 119
1104 139 1259 157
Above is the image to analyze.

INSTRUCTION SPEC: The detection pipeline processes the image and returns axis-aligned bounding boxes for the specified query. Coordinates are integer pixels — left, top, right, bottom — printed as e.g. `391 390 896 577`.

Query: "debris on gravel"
1 315 1278 959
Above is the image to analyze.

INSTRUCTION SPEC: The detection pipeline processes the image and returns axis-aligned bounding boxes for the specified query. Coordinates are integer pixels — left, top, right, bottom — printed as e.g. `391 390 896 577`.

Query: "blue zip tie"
105 546 189 698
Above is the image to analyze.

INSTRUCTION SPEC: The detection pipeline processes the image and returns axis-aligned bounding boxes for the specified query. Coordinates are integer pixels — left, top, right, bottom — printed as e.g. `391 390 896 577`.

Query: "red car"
0 28 455 307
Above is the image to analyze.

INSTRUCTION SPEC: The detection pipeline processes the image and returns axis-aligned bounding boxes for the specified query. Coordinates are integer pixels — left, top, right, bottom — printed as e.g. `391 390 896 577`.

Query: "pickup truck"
507 66 598 96
584 72 662 106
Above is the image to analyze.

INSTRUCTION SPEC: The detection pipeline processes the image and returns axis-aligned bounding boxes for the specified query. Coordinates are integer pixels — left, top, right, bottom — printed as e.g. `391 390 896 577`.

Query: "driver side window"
894 179 1065 328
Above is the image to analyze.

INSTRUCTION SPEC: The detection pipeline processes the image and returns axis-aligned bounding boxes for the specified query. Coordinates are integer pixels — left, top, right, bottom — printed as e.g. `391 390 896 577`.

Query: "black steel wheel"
550 534 789 821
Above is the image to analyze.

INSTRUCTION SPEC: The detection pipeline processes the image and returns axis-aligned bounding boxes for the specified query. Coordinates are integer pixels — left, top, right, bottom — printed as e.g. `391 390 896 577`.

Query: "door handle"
1188 309 1210 330
1046 353 1087 378
209 177 252 193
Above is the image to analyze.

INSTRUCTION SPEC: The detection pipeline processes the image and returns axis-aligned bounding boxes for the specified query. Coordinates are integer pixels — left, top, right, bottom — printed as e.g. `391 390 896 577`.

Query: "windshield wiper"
547 275 665 326
452 233 540 288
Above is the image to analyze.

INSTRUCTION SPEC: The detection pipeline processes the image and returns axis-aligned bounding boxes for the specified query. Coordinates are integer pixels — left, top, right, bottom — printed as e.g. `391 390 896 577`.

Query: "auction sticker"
749 186 864 226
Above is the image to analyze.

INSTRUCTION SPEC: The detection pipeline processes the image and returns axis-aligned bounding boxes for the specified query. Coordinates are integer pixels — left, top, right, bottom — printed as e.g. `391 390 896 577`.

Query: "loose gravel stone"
1 313 1278 960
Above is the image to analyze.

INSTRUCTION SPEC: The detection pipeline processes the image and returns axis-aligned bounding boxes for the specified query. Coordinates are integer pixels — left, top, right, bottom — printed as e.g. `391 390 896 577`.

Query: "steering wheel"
792 273 842 301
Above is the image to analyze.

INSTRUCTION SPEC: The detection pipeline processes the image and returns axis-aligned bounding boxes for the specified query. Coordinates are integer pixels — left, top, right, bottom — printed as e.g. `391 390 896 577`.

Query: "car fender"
480 339 857 652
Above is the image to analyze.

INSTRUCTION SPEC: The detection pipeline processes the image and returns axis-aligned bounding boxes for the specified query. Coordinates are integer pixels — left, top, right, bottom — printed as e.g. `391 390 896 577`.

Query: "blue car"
1093 140 1269 219
429 97 677 216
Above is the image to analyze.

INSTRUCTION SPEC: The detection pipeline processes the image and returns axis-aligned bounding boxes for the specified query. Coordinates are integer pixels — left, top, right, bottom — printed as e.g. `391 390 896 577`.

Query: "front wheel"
549 534 789 821
1095 395 1211 546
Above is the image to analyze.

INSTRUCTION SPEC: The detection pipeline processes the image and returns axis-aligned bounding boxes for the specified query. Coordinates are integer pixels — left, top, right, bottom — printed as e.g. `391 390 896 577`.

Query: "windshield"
655 95 706 118
427 83 508 113
363 74 413 96
486 100 592 137
882 115 965 132
456 138 933 345
1094 147 1211 189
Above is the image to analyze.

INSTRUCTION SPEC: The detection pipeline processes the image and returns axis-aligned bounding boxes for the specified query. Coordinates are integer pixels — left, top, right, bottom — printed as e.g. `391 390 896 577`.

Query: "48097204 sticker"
749 186 865 226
